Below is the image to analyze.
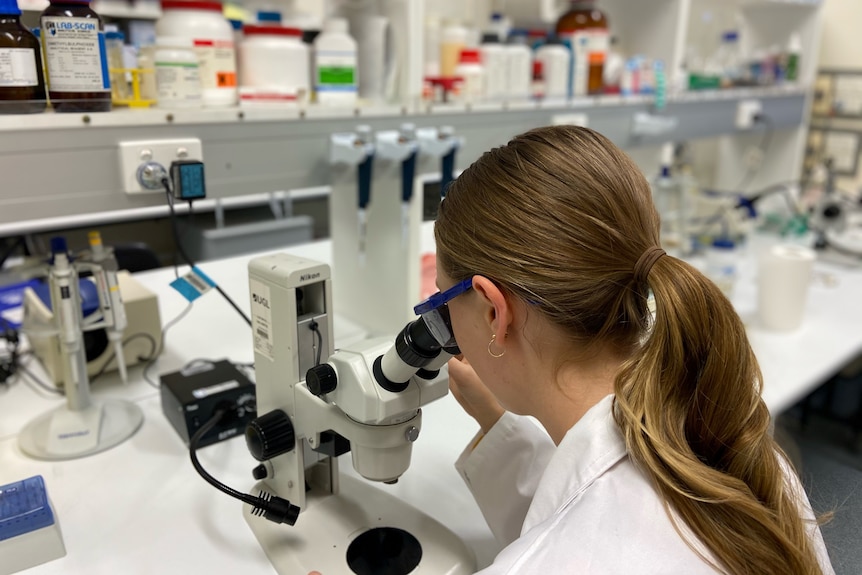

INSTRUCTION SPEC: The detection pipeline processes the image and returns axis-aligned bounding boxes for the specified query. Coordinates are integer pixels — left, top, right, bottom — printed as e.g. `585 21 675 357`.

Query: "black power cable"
162 179 252 327
189 409 300 525
309 320 323 366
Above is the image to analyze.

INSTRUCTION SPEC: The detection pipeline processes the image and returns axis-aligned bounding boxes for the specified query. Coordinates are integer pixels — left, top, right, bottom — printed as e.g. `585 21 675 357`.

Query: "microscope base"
18 399 144 460
243 474 476 575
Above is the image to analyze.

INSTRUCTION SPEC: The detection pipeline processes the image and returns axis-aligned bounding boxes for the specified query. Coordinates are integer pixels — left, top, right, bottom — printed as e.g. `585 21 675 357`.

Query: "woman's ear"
471 276 513 341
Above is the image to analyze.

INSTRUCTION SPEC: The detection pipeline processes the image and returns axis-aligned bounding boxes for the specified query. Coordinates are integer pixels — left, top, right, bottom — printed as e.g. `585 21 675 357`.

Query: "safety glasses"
413 277 473 348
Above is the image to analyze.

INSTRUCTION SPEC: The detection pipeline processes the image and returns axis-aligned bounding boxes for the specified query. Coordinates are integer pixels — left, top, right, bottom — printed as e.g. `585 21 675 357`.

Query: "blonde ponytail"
614 255 821 574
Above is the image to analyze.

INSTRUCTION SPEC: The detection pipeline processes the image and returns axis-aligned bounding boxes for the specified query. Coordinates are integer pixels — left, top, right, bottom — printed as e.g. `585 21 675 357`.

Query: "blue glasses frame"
413 277 473 315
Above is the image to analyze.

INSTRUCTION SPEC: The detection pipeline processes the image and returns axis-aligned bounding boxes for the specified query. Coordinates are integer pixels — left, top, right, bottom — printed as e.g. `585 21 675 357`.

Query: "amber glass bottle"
41 0 111 112
0 0 47 113
555 0 609 95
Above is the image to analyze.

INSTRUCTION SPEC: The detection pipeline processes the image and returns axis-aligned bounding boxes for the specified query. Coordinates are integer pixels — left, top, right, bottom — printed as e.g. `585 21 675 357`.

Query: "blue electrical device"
170 160 206 201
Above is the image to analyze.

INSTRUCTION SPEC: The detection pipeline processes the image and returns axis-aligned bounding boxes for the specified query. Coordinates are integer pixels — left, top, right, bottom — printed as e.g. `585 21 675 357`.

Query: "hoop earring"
487 334 505 358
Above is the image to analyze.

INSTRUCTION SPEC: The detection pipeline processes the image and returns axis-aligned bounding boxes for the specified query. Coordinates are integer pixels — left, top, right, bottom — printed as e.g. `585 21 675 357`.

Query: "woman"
433 126 833 574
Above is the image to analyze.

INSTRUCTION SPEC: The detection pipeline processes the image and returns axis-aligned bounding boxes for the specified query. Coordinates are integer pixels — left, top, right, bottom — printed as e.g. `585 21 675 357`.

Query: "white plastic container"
454 48 483 103
156 0 236 107
239 25 308 106
705 238 737 297
505 33 532 101
535 40 570 99
439 22 467 78
136 45 157 102
313 18 357 107
423 17 441 77
154 36 202 108
480 33 507 101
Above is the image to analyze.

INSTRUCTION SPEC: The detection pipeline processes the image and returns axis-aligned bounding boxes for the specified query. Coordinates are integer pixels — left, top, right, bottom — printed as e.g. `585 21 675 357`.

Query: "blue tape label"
170 266 215 302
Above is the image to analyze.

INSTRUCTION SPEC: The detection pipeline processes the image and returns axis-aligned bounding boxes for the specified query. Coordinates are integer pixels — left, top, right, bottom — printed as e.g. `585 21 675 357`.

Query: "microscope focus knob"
252 464 268 480
245 409 295 462
306 364 338 396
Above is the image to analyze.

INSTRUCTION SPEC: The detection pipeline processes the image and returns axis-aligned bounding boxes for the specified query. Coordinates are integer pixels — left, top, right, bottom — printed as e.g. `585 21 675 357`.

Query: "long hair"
435 125 824 574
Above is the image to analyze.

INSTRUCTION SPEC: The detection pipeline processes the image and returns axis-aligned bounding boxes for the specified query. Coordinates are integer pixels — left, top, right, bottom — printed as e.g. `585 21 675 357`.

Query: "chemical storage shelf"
0 85 809 234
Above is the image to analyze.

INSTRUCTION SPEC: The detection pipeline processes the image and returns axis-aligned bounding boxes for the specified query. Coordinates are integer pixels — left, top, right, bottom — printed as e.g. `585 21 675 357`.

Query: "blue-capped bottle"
40 0 111 112
0 0 47 113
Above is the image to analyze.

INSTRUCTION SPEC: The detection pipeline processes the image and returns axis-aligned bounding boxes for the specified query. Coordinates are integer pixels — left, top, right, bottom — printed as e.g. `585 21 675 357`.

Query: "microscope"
241 252 475 575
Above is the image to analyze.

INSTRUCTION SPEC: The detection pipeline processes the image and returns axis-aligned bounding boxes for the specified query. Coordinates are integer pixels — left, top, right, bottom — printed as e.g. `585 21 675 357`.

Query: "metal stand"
18 399 143 460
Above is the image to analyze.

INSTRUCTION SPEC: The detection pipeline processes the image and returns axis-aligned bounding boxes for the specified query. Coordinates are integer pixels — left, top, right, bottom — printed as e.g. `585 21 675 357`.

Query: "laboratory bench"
1 223 862 574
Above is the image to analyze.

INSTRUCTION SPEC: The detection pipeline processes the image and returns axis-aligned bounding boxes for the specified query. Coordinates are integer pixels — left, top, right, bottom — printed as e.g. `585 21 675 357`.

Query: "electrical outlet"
551 113 589 128
118 139 203 195
735 100 762 130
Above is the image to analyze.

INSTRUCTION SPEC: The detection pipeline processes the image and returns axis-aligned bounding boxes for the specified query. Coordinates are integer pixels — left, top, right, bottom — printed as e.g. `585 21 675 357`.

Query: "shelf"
93 0 162 20
741 0 821 6
1 0 822 237
0 85 809 133
21 0 162 19
18 0 48 11
0 83 811 235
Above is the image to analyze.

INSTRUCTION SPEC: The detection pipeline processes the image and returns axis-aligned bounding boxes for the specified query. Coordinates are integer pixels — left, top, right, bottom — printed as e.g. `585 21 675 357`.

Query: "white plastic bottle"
154 36 202 108
239 25 309 106
313 18 357 107
705 238 737 297
439 22 467 78
454 48 483 103
480 32 507 101
785 33 801 83
715 30 742 88
505 30 532 102
156 0 237 107
535 38 570 100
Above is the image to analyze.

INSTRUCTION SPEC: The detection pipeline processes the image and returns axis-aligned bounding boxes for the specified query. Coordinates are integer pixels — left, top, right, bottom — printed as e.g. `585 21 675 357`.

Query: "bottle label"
42 17 109 92
0 48 39 87
156 61 202 104
316 52 357 92
192 39 236 90
568 30 609 65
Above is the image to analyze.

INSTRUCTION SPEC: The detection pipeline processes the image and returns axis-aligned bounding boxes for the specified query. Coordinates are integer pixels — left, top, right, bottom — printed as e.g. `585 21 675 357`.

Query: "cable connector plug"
251 491 300 525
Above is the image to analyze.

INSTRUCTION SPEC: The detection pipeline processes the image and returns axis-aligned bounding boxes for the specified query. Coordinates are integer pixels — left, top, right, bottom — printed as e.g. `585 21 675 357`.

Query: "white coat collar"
521 394 628 533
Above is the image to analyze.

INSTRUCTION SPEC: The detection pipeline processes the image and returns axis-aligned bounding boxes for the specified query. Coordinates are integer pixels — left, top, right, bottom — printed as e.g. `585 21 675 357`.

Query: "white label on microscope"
250 279 273 361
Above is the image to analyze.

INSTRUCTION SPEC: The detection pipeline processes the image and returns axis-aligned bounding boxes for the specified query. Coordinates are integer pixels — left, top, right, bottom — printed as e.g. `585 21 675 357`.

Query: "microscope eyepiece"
373 315 447 391
395 318 442 367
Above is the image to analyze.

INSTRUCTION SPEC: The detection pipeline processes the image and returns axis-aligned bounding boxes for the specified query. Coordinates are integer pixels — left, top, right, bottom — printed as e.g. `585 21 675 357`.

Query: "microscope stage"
243 474 475 575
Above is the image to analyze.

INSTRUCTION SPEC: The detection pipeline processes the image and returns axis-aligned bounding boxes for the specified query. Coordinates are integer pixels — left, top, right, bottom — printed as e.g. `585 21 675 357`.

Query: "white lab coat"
456 395 835 574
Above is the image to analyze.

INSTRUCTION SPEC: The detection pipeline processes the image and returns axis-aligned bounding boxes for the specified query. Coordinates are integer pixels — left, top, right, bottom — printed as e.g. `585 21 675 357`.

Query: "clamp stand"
17 237 143 460
18 400 143 460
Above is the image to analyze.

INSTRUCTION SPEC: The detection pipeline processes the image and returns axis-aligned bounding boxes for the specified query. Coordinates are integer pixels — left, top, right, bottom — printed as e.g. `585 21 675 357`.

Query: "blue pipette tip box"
0 475 66 574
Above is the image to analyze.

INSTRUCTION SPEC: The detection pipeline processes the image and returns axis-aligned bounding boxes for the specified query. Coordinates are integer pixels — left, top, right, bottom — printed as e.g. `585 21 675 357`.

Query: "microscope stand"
243 473 475 575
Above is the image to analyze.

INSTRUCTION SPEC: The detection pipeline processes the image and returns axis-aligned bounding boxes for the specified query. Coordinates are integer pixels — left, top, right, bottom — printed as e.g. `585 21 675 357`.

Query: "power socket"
735 100 763 130
119 139 203 195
